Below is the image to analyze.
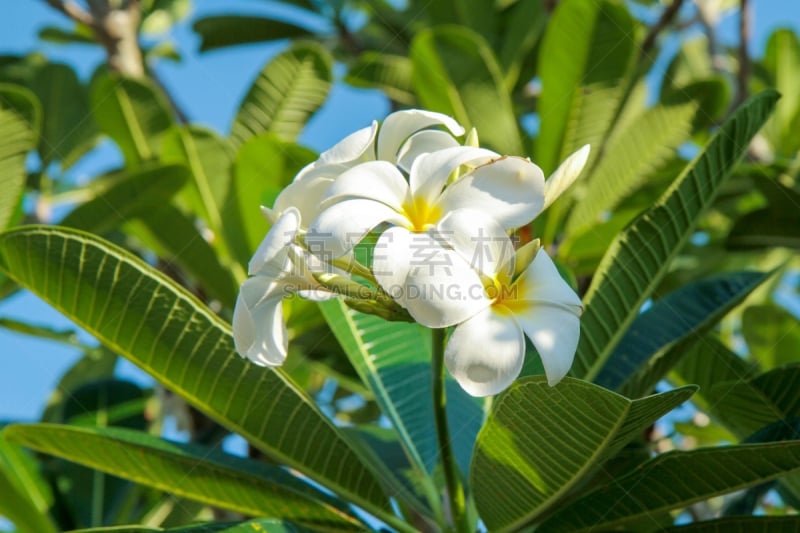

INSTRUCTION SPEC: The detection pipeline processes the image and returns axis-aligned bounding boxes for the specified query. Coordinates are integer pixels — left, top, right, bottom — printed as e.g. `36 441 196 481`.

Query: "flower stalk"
431 327 469 533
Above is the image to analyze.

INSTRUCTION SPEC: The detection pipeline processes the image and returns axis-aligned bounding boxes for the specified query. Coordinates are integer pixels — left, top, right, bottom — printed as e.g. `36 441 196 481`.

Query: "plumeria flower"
264 109 466 227
310 151 548 328
437 210 583 396
233 208 336 366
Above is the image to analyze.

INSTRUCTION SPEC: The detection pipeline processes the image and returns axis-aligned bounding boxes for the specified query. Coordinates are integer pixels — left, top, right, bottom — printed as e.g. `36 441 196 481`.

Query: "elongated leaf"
470 376 695 531
498 0 547 88
573 91 779 381
410 26 522 153
193 16 313 52
0 84 38 230
69 519 301 532
726 178 800 251
90 73 173 166
709 366 800 438
345 52 415 105
663 517 800 533
0 433 56 533
535 0 636 174
762 29 800 155
742 304 800 369
595 271 770 395
61 164 188 234
231 42 332 147
0 226 394 524
565 101 697 235
6 424 363 530
319 299 484 509
124 204 239 307
42 347 118 423
537 442 800 532
30 63 97 167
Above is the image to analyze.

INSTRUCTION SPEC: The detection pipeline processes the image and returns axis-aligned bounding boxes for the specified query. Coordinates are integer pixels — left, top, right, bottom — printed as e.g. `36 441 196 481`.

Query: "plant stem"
431 328 469 532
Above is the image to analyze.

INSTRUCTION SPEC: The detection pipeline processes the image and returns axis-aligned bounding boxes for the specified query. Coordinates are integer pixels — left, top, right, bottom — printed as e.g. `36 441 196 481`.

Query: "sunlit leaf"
193 16 313 52
0 84 38 230
0 432 57 533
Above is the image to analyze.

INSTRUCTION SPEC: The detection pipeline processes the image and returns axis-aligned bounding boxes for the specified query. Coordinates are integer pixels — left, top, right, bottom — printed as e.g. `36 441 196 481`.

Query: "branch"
44 0 94 26
735 0 751 108
640 0 686 59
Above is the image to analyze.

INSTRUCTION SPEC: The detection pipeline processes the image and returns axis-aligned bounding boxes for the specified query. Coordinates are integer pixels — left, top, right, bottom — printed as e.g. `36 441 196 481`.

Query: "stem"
431 328 469 532
734 0 751 109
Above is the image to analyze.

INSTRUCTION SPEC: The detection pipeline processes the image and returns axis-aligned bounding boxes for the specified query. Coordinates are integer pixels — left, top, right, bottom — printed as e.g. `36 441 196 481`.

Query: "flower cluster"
233 110 589 396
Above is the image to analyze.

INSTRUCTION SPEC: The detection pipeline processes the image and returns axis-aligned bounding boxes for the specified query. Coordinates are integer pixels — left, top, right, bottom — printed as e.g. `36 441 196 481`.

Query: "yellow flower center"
402 196 441 232
484 271 526 314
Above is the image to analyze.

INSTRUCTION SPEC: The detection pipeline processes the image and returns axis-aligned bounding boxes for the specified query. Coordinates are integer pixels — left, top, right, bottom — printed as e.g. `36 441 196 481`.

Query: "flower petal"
514 302 580 386
273 176 333 226
377 109 465 162
436 208 514 278
233 277 288 366
516 249 583 309
308 198 408 258
409 146 497 206
445 307 525 397
435 156 545 229
543 144 590 210
248 207 300 276
318 121 378 166
373 226 413 307
396 130 461 172
322 161 409 211
398 232 490 328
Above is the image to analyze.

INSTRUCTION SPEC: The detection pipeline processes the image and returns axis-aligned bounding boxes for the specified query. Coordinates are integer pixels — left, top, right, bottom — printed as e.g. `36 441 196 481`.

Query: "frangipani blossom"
438 210 583 396
310 151 547 327
233 208 335 366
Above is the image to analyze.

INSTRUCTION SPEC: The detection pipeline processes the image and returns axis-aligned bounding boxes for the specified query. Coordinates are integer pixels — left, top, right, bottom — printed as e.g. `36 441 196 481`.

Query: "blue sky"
0 0 798 423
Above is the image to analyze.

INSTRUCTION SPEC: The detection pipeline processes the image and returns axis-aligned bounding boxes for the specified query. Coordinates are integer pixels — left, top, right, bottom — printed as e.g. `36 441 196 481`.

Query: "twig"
640 0 686 59
44 0 94 26
735 0 751 108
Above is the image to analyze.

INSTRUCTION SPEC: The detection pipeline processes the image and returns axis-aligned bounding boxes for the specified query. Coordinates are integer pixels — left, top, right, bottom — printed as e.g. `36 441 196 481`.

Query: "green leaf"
572 90 779 381
60 164 188 234
38 26 96 45
0 316 81 345
726 178 800 251
497 0 547 88
565 101 697 235
124 204 239 307
762 28 800 155
193 16 313 52
470 376 695 531
0 226 396 525
160 126 234 241
742 304 800 369
69 518 303 532
709 366 800 438
662 517 800 533
0 84 38 230
595 271 770 396
535 0 636 174
410 25 522 154
231 42 332 147
222 134 316 267
42 347 118 423
5 424 363 530
537 442 800 532
0 433 57 533
318 299 485 514
345 52 415 106
30 63 98 167
90 73 173 166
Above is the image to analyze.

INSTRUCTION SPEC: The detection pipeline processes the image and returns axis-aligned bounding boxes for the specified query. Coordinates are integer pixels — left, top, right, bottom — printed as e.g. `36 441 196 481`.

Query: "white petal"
514 302 580 386
445 307 525 397
543 144 590 210
248 208 300 276
516 249 583 309
318 121 378 165
377 109 465 162
273 176 333 226
435 156 545 229
373 226 413 307
308 199 408 258
436 208 514 278
408 146 497 206
233 277 288 366
322 161 409 211
399 232 490 328
297 289 338 301
397 130 461 172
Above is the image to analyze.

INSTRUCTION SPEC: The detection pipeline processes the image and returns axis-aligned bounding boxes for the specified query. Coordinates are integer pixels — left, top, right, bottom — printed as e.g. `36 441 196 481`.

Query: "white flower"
232 208 335 366
310 152 547 327
438 210 583 396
